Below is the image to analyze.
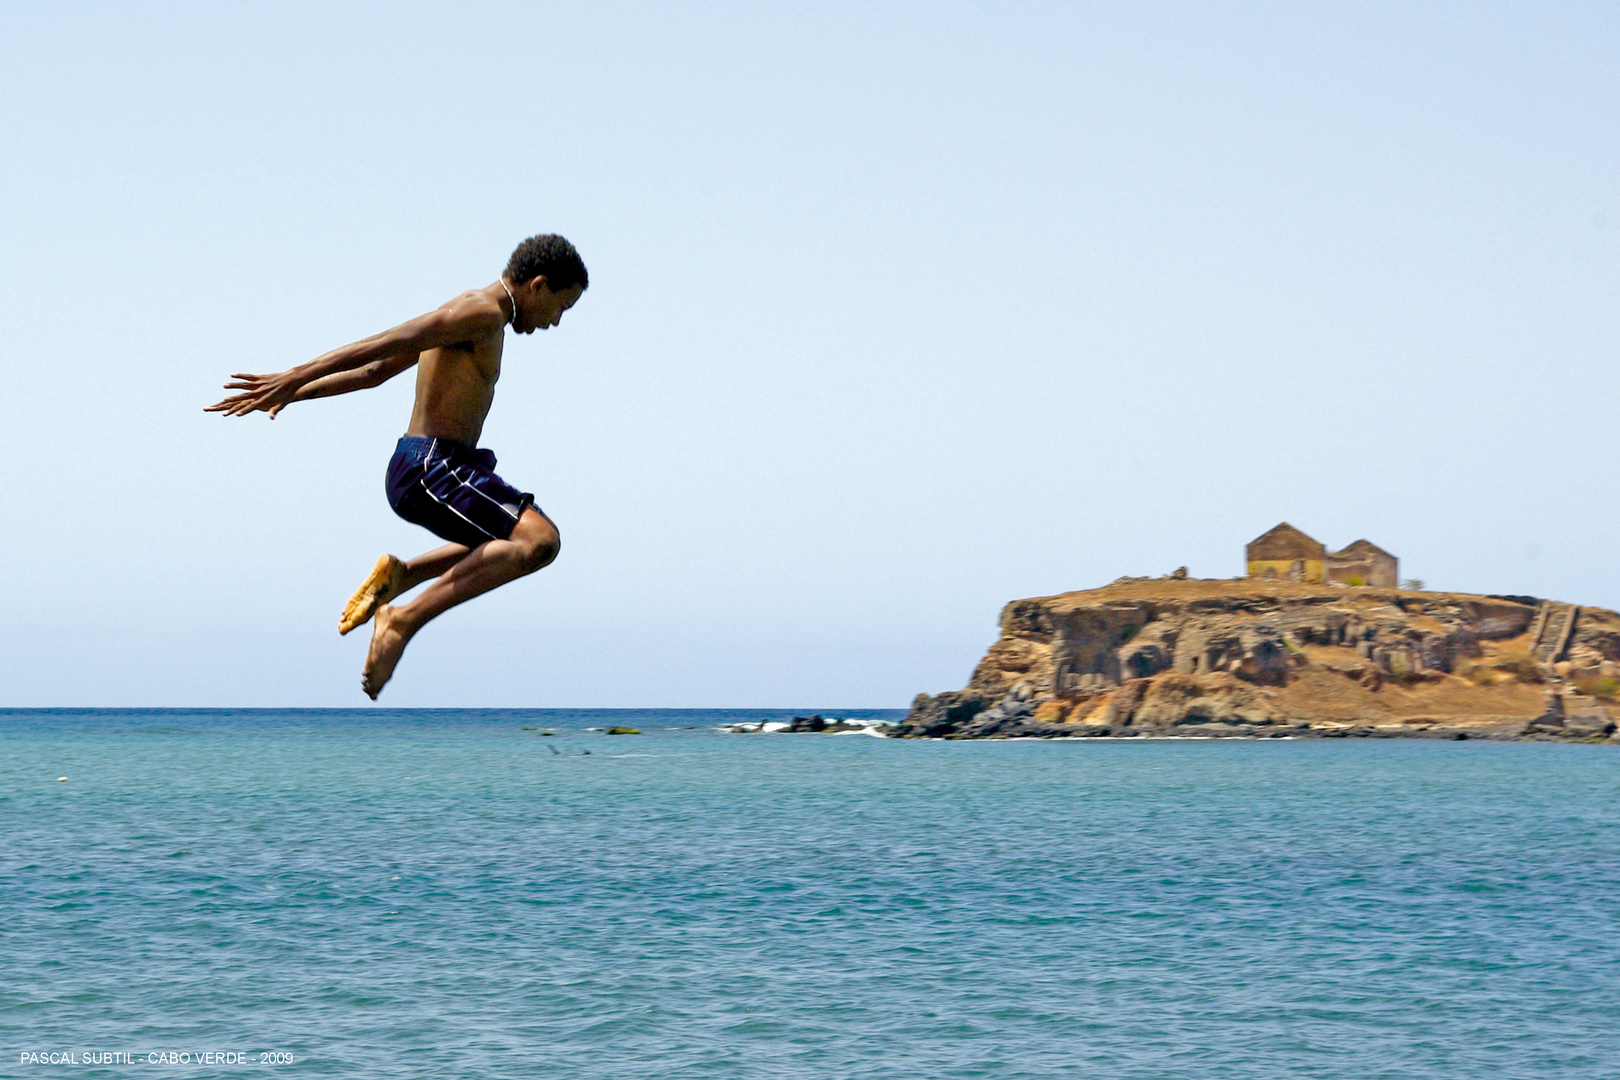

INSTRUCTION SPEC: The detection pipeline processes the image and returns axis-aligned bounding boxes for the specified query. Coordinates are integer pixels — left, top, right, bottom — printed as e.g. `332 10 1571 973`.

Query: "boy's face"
515 277 583 334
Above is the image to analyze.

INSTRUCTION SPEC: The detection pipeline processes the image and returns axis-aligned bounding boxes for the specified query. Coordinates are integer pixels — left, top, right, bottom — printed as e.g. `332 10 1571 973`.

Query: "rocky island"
893 575 1620 742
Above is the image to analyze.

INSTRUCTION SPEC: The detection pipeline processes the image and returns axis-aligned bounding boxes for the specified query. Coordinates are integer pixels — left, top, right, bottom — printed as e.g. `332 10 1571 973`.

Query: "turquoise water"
4 709 1619 1079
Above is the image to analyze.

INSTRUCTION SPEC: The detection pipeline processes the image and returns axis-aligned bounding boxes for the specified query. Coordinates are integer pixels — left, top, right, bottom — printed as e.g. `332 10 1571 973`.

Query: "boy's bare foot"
340 554 405 635
362 605 410 700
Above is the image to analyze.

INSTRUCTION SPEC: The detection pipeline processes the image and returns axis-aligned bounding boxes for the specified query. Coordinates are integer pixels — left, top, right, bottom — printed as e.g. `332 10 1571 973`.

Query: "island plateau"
894 575 1620 742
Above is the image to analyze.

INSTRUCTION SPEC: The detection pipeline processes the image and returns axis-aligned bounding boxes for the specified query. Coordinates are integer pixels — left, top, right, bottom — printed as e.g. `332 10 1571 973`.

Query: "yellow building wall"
1247 559 1323 584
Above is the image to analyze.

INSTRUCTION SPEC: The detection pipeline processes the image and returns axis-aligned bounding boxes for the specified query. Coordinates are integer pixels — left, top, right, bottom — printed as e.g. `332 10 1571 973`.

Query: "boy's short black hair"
505 234 588 292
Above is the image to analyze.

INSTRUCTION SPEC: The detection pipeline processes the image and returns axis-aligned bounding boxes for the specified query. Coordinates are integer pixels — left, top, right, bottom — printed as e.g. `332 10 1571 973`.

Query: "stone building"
1245 522 1326 583
1245 524 1399 587
1324 539 1399 588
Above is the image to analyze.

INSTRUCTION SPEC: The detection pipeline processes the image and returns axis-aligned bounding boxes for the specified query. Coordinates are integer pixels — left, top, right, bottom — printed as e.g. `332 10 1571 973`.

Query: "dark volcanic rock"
782 715 879 734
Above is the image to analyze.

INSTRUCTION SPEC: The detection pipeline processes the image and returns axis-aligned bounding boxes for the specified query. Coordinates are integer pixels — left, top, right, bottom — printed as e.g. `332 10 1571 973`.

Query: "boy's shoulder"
422 287 509 342
440 287 505 318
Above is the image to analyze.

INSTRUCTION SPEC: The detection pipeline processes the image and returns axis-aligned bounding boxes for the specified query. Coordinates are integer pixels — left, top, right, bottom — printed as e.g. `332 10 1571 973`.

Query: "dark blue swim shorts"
385 436 537 548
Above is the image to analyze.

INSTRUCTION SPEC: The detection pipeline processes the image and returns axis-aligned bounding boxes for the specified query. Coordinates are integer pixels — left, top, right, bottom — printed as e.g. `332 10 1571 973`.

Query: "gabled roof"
1332 538 1396 560
1246 522 1325 560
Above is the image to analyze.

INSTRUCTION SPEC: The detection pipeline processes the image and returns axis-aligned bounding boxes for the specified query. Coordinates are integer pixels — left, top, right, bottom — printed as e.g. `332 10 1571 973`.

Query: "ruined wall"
1247 558 1325 584
1324 552 1398 588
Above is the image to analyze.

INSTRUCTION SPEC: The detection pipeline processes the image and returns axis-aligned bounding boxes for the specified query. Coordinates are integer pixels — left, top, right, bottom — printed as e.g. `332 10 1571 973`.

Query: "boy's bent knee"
512 511 560 574
521 535 559 573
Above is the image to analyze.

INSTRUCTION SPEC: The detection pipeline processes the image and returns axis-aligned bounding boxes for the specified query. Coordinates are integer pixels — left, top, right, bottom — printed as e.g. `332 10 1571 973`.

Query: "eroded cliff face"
894 578 1620 741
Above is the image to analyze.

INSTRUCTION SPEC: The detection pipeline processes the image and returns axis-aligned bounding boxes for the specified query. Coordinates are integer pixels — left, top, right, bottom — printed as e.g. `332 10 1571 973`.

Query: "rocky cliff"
894 578 1620 741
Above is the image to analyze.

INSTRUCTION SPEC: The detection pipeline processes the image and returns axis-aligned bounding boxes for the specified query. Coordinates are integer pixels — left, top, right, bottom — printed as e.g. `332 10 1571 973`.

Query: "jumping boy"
207 234 587 698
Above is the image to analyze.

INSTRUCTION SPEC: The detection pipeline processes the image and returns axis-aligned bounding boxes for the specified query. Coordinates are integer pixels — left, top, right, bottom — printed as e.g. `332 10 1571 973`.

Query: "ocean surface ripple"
4 709 1618 1079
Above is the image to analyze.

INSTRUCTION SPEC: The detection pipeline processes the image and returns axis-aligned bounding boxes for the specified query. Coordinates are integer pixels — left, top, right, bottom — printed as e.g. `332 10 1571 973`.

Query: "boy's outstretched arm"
296 353 419 400
219 352 419 413
205 296 505 418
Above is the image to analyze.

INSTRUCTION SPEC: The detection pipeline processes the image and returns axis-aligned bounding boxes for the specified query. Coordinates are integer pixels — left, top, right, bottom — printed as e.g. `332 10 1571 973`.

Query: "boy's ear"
526 274 550 295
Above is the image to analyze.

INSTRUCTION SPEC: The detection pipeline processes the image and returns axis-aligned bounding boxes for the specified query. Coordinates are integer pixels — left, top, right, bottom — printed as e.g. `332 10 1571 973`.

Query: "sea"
3 708 1618 1079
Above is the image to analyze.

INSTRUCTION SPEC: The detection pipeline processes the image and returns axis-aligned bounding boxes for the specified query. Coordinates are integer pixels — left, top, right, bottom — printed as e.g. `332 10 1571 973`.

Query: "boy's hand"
205 371 301 418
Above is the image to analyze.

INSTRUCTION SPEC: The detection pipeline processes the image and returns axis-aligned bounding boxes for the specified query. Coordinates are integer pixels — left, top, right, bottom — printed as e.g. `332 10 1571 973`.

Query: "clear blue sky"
1 3 1615 706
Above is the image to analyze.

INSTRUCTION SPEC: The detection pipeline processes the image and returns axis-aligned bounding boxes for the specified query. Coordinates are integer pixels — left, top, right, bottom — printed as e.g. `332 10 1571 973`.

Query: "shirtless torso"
208 236 587 699
407 316 503 445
